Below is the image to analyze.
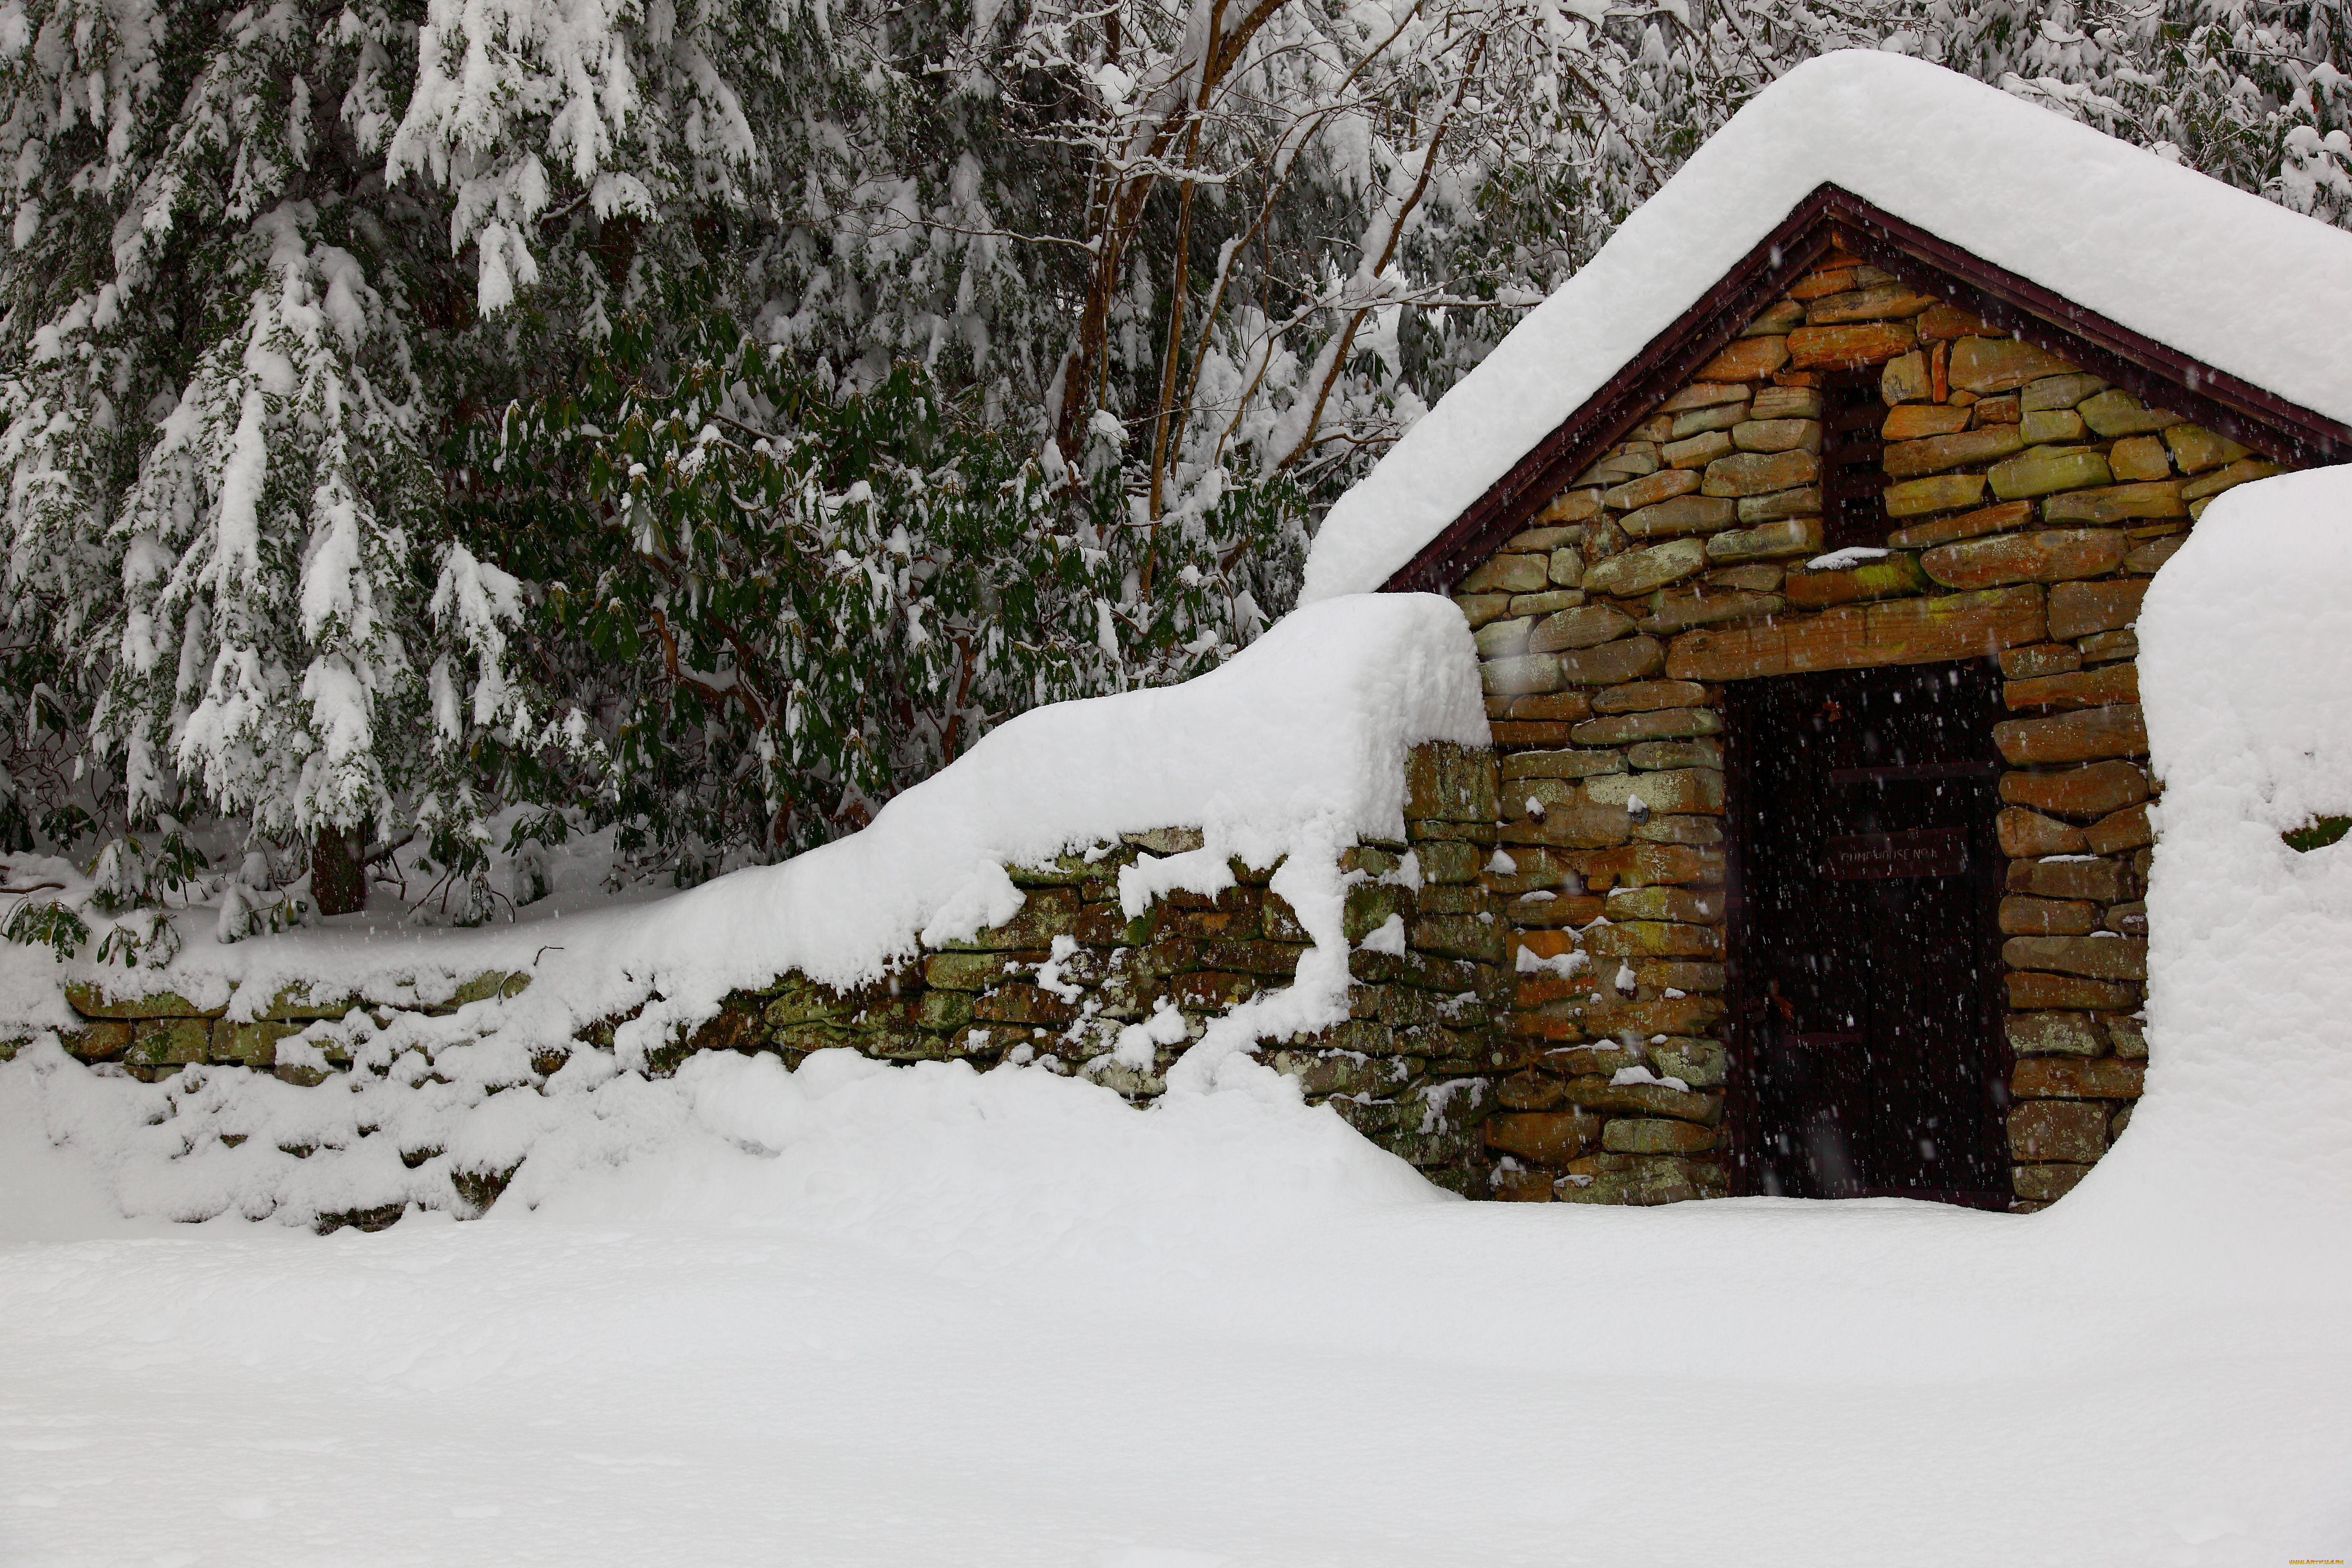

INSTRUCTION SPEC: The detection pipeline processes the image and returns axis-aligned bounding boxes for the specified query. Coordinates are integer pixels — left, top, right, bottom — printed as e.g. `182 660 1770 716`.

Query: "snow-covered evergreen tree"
0 0 496 918
0 0 2343 933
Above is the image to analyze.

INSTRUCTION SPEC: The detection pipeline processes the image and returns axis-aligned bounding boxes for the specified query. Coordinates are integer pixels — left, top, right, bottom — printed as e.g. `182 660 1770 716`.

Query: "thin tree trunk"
1143 119 1206 600
312 822 369 918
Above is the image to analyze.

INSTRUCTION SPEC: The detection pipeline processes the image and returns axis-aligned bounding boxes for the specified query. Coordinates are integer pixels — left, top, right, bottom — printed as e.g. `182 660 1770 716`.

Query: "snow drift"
2128 466 2352 1210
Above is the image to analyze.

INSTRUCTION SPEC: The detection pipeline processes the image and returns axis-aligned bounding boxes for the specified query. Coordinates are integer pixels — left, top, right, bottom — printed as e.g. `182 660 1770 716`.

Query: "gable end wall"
1444 234 2288 1209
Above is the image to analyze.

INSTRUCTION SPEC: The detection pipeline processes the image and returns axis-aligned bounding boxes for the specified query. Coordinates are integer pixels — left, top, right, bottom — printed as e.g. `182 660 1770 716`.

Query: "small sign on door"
1821 826 1969 880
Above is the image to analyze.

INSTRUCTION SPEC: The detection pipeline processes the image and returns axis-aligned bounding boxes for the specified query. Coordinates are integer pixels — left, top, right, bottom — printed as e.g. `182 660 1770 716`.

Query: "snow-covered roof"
1301 50 2352 603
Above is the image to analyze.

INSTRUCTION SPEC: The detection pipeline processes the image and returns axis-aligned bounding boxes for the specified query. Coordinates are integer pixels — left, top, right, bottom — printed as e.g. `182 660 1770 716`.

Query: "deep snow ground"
3 1052 2347 1568
9 474 2352 1567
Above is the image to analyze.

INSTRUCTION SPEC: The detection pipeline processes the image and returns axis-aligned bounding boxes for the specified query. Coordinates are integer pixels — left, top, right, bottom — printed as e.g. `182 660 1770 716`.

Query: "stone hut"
1303 53 2352 1209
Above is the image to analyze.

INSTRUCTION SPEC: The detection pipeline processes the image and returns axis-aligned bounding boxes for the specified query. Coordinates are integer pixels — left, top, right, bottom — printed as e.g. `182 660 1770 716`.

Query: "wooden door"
1724 663 2009 1207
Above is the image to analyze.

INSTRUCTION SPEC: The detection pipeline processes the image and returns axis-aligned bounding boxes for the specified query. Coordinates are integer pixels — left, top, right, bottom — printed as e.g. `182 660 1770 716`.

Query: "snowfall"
7 63 2352 1565
0 466 2342 1565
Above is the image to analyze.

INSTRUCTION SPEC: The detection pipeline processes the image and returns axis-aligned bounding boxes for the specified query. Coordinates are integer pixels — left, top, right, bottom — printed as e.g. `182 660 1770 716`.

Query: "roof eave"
1382 184 2352 597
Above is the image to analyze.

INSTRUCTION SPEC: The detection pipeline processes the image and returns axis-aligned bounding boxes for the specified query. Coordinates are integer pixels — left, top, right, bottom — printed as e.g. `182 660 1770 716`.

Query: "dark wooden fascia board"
1382 183 2352 597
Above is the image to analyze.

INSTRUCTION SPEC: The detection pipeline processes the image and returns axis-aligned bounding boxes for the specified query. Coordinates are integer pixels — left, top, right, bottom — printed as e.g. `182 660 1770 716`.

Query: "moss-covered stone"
1458 552 1549 595
1349 983 1473 1030
1648 1037 1727 1088
449 970 528 1008
2012 1162 2090 1202
1483 1109 1599 1163
1559 1075 1721 1122
1411 914 1506 966
1586 768 1723 815
923 951 1028 990
2011 1056 2144 1099
2008 1101 2108 1163
59 1020 133 1060
1414 885 1492 918
2161 423 2251 474
1267 1049 1411 1098
1295 1018 1403 1056
2018 409 2085 444
1882 426 2024 479
764 975 867 1026
1569 707 1723 746
127 1016 214 1067
1527 604 1635 652
1602 885 1722 923
1554 1155 1727 1206
2002 934 2148 981
1403 742 1498 824
2076 388 2177 437
2018 372 2107 412
2041 481 2184 525
910 990 977 1030
217 1020 303 1068
1581 539 1708 598
1341 883 1415 944
1122 826 1205 855
259 984 361 1021
939 887 1081 951
1987 446 2114 500
1602 1117 1717 1154
1730 487 1824 526
1008 849 1124 887
1581 920 1723 960
1621 494 1736 540
2105 1014 2148 1060
1883 472 1988 518
1782 552 1931 609
65 984 223 1020
1948 337 2076 394
1413 840 1484 885
1993 705 2148 766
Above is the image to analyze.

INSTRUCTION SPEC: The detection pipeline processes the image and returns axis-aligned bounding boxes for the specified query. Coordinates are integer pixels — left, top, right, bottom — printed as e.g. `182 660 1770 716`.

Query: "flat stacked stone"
33 970 534 1083
1448 234 2289 1209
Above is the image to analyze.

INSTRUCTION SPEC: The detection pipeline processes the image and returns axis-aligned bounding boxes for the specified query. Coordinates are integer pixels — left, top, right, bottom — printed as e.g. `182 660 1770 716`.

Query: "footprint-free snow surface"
5 474 2352 1564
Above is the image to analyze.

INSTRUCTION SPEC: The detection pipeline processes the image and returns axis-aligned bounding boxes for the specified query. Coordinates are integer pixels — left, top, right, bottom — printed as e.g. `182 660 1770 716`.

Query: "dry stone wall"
37 970 534 1083
15 743 1519 1201
1452 233 2286 1210
668 746 1515 1194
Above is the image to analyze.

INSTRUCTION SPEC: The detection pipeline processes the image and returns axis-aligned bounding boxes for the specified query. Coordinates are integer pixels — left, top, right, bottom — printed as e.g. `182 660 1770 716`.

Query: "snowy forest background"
0 0 2345 947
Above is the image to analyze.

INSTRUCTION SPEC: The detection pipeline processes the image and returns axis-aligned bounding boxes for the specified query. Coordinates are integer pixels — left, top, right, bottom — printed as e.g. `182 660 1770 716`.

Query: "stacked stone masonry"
1451 235 2283 1209
36 968 534 1084
17 742 1519 1205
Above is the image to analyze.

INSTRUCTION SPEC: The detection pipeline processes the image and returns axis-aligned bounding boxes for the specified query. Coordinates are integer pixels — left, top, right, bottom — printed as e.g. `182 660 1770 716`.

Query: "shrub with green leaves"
461 300 1305 876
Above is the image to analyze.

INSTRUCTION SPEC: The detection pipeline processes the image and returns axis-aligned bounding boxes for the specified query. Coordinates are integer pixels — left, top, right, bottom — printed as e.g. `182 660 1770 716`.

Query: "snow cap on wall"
1301 50 2352 604
615 590 1488 990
